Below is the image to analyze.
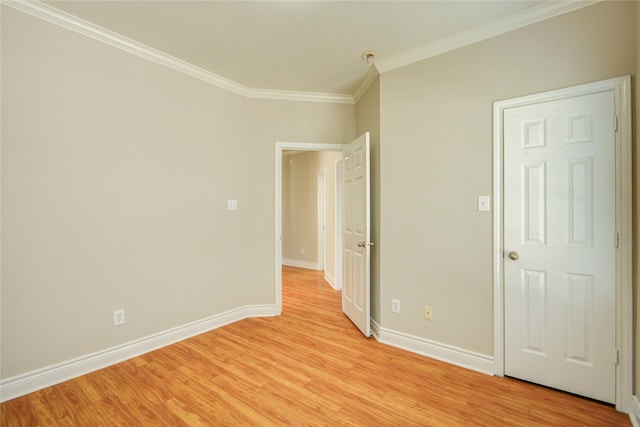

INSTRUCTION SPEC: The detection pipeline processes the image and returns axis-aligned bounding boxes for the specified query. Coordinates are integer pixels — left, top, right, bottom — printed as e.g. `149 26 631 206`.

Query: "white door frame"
317 171 326 271
334 158 343 290
492 76 632 412
275 142 344 314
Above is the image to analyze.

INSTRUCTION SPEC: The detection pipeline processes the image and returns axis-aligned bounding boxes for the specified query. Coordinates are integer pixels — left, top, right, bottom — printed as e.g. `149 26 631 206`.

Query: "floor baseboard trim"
282 258 319 270
0 304 277 402
630 395 640 427
324 271 337 289
377 326 494 375
370 318 381 340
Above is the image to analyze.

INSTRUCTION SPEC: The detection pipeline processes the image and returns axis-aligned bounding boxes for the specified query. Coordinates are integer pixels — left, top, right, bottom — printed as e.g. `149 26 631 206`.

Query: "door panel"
504 91 616 403
342 132 370 337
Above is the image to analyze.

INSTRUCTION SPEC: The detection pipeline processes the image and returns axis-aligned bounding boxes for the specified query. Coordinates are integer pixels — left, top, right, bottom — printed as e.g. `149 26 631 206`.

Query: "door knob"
508 251 519 261
357 241 374 247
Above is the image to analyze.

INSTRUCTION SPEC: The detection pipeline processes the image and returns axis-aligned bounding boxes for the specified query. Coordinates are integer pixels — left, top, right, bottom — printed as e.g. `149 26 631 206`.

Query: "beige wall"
317 150 343 284
379 1 635 356
356 77 381 322
283 152 320 264
317 150 349 286
0 6 355 379
2 0 637 400
248 98 355 302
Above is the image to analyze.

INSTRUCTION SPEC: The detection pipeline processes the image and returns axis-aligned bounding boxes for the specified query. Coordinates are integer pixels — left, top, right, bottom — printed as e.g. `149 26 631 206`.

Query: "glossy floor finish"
1 266 631 426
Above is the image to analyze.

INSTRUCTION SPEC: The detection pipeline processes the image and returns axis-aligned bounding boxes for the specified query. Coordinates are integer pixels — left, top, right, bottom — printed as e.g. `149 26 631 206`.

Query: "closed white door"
342 132 371 337
503 91 616 403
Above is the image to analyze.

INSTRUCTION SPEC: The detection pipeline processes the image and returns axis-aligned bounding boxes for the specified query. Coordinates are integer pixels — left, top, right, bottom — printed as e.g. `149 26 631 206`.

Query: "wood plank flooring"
1 266 631 426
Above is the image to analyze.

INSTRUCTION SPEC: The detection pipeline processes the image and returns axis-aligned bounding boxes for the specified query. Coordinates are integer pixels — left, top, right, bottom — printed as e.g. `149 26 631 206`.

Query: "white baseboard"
375 323 634 419
370 318 381 340
0 304 277 402
376 325 494 375
324 271 337 289
630 395 640 427
282 258 319 270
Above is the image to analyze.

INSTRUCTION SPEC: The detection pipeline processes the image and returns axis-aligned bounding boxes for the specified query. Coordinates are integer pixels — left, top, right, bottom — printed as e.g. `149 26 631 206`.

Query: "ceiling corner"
374 0 601 74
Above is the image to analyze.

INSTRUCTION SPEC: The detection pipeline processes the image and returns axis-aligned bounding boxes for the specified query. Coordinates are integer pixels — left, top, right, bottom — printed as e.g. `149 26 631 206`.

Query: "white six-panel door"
342 132 371 337
503 91 616 403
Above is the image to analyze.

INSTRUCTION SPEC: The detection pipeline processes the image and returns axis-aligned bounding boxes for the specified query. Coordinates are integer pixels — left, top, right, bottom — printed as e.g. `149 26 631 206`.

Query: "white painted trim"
317 171 326 272
375 1 600 74
0 304 277 402
630 396 640 427
2 0 354 105
275 142 345 315
353 66 380 103
492 76 632 413
334 158 343 291
614 75 634 415
5 0 596 103
282 258 319 271
370 318 381 341
377 326 494 375
324 270 337 290
492 78 506 384
247 88 353 104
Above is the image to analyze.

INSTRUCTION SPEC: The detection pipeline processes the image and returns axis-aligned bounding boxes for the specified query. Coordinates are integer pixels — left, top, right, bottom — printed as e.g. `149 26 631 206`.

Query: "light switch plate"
391 299 400 313
227 199 238 211
478 196 490 212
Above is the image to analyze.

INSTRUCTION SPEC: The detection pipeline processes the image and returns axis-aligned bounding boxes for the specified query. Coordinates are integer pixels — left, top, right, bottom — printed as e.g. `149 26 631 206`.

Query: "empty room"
1 1 639 425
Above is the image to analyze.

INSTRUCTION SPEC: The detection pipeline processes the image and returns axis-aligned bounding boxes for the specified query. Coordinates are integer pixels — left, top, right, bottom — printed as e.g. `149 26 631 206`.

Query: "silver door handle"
357 241 365 247
508 251 519 260
357 241 375 247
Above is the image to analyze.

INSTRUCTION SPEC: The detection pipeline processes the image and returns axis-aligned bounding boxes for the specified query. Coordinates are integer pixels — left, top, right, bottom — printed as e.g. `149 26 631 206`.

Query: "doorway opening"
275 142 344 315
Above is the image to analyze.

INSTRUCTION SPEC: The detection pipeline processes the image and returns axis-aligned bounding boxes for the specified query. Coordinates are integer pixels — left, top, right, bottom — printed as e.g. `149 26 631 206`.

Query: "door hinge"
614 348 619 365
614 116 618 132
615 232 619 248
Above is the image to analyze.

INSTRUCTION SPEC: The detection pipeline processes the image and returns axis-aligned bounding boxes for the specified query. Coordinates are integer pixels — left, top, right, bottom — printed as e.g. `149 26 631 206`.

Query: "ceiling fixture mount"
361 50 376 66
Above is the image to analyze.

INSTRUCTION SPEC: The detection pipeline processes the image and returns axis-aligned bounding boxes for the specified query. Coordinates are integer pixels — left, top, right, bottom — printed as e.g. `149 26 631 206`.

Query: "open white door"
341 132 371 337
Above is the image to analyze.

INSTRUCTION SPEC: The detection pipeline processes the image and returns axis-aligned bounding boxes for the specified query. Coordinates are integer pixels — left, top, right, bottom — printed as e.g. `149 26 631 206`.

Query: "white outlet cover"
113 309 125 326
227 199 238 211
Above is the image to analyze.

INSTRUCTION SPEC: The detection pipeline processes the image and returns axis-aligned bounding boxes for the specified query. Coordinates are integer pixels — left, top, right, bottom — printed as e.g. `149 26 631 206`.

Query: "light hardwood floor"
1 266 631 426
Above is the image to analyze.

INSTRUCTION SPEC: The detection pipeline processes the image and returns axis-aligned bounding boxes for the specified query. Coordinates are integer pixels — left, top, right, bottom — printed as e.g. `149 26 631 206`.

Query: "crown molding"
4 0 599 103
375 0 601 74
2 0 355 104
247 88 353 104
2 0 249 95
353 65 380 104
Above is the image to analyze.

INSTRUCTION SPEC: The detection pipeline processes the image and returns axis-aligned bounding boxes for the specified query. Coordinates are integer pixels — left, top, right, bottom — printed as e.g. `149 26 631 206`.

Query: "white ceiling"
39 1 591 98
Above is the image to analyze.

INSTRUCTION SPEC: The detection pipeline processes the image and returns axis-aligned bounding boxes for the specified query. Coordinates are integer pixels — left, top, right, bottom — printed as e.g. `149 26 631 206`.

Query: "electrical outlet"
113 309 125 326
301 248 306 254
391 299 400 313
424 306 433 321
